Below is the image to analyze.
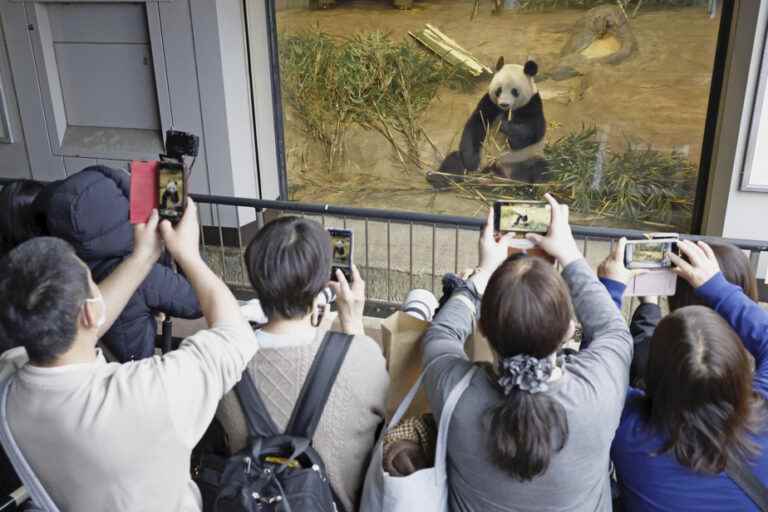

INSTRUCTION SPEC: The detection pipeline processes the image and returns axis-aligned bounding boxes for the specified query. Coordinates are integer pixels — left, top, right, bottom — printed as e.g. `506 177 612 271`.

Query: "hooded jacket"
42 166 202 361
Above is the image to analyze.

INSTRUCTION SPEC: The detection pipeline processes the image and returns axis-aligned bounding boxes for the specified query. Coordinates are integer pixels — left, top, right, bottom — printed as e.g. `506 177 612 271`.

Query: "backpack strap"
0 375 60 512
235 371 280 439
726 456 768 511
284 331 352 440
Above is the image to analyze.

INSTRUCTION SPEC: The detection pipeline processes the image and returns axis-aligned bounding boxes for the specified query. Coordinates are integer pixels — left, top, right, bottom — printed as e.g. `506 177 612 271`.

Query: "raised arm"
96 210 162 337
672 240 768 394
422 208 516 366
527 197 633 392
152 200 257 446
159 200 242 328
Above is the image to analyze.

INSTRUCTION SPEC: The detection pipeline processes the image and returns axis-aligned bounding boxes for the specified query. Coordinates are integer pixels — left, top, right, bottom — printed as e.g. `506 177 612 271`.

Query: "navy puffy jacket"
42 166 202 361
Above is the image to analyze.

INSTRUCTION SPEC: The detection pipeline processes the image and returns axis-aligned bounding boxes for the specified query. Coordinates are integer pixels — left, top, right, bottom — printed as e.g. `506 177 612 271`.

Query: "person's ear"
81 301 98 330
310 294 324 328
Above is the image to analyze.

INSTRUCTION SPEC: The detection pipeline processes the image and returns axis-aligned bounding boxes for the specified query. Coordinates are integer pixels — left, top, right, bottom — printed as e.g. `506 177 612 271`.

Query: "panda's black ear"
524 60 538 77
495 56 505 72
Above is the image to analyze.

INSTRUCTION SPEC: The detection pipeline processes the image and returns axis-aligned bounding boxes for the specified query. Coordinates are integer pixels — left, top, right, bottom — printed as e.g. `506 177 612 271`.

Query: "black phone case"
157 161 187 224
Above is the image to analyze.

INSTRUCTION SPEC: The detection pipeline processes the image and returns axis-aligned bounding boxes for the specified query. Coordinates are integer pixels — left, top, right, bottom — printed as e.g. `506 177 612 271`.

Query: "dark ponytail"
489 391 568 480
479 256 573 480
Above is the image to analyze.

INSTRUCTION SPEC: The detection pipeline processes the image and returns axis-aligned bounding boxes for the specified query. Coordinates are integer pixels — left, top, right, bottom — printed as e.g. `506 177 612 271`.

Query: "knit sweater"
217 328 389 511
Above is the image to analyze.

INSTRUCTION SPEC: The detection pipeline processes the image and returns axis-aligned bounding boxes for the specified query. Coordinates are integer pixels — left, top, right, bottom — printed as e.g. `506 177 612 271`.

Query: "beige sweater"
2 321 258 512
217 328 389 511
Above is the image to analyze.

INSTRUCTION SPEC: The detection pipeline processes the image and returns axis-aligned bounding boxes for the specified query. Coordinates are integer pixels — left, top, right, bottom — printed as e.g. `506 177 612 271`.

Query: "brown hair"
644 306 767 473
669 243 758 311
479 255 572 480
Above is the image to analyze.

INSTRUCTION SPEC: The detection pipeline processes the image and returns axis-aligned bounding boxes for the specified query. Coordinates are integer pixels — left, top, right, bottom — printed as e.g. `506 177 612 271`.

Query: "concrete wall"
0 0 266 226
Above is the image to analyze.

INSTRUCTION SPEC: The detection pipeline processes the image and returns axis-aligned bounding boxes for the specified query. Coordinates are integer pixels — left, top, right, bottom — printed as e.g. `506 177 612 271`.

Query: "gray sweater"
422 258 633 512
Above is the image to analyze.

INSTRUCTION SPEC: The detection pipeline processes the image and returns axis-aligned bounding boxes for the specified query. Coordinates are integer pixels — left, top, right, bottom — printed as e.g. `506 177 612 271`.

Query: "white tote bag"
360 359 477 512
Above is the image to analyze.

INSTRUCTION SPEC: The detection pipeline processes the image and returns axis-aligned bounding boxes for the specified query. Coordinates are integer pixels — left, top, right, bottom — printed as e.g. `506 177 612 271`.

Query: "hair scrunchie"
498 354 563 395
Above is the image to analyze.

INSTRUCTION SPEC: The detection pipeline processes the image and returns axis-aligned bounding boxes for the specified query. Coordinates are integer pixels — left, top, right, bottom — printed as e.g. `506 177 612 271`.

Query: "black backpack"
196 332 352 512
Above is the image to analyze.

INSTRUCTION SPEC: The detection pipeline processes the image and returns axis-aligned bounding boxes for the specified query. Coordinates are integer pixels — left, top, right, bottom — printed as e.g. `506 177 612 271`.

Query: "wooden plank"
410 24 492 77
424 24 492 73
410 30 485 76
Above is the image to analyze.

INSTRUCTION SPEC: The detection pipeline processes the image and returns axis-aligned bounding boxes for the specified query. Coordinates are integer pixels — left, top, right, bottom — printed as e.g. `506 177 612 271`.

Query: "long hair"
478 255 572 480
670 243 758 311
644 306 767 473
0 180 45 254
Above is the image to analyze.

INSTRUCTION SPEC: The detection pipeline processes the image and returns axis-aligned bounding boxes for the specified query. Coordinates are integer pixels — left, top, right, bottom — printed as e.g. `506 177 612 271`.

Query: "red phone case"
129 160 159 224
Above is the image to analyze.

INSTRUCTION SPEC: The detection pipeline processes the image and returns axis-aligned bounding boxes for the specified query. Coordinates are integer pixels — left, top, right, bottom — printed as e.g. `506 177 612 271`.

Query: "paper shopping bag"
381 311 430 418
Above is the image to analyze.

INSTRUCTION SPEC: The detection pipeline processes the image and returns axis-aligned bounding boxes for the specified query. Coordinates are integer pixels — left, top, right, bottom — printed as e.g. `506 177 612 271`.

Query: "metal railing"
188 192 768 308
1 177 766 310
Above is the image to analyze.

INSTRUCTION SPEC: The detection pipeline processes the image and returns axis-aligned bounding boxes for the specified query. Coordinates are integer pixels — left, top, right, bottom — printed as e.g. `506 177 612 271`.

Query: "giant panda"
429 57 548 186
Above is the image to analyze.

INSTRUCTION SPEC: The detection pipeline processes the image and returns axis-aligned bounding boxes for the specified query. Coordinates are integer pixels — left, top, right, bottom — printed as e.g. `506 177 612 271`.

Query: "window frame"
256 0 740 233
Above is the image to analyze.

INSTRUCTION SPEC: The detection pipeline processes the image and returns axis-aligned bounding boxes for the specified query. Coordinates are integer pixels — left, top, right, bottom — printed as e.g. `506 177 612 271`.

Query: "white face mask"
85 295 107 329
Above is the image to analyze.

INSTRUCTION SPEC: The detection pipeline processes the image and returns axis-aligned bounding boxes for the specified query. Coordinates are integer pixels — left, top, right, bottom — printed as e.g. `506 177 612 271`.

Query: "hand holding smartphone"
130 130 198 225
328 228 353 282
623 236 680 296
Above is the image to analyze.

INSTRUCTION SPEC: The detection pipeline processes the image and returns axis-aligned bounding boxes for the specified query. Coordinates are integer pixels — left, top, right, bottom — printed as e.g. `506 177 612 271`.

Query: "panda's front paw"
500 119 516 137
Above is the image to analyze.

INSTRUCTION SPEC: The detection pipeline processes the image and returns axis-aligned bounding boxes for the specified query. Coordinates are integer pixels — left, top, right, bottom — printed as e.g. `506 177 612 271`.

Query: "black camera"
164 130 199 161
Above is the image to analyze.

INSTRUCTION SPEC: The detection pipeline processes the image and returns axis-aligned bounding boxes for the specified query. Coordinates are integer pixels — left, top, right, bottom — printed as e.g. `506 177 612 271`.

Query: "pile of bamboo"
409 24 493 77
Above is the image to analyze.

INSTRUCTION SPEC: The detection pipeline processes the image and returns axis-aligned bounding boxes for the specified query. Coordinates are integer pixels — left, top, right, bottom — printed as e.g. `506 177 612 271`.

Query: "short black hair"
245 216 331 321
0 237 90 364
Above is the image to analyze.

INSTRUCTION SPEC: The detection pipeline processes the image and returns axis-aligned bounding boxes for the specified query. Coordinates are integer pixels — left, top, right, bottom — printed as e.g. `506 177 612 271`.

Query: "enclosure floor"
278 1 718 228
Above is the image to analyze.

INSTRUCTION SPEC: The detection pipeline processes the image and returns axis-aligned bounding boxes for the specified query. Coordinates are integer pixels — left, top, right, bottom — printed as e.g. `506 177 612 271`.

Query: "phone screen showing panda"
329 228 353 282
157 161 186 223
493 200 551 234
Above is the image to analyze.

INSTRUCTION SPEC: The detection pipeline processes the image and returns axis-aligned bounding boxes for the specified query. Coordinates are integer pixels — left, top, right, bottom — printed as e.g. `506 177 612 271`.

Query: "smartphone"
157 160 186 223
329 228 353 282
624 239 678 269
493 200 551 234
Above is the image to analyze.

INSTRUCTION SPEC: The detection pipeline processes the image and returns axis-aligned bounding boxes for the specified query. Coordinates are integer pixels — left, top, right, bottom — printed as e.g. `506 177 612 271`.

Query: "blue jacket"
606 273 768 511
42 166 202 361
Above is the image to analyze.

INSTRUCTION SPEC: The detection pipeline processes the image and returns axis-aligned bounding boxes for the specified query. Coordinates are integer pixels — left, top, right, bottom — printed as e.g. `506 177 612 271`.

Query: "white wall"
702 0 768 277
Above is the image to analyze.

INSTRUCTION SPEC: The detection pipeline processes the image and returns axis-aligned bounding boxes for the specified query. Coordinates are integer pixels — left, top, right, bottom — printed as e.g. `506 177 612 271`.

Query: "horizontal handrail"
192 192 768 252
1 177 766 252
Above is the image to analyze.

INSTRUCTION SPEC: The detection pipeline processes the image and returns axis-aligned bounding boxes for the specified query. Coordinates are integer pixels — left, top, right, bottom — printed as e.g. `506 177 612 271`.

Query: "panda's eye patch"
511 88 519 98
495 87 502 98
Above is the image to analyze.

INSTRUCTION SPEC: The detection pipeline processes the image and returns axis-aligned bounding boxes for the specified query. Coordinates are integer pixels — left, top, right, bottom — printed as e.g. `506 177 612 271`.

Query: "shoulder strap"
285 331 352 440
0 375 60 512
235 371 280 438
726 456 768 511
